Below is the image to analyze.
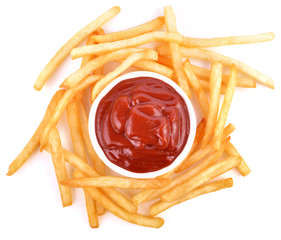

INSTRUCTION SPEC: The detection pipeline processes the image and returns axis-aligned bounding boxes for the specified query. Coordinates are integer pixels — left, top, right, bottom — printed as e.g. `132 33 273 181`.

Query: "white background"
0 0 281 239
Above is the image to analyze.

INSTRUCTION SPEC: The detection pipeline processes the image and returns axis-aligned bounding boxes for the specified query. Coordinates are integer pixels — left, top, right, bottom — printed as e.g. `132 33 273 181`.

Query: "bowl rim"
88 71 197 179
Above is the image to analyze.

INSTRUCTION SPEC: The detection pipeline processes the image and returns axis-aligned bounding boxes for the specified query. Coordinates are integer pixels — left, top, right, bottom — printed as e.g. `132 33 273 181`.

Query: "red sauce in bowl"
95 77 190 173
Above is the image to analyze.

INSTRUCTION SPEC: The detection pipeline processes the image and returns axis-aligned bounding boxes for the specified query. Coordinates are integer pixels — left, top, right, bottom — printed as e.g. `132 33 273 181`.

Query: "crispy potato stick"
7 89 65 176
71 32 183 58
182 32 274 48
144 138 228 203
213 64 237 150
164 6 191 98
201 62 223 147
34 6 120 90
66 102 99 227
91 51 156 101
73 171 163 228
62 149 137 213
157 45 274 88
158 55 255 88
161 156 241 202
116 59 173 79
92 17 165 43
225 141 251 176
183 59 209 117
176 123 235 173
62 48 157 88
200 79 227 95
40 75 102 149
48 127 72 207
78 101 105 175
66 102 87 160
150 178 233 216
61 176 171 189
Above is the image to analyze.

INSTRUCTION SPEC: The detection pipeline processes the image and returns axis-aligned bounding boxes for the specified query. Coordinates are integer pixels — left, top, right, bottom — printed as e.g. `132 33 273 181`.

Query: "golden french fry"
92 17 165 43
144 138 229 203
157 45 274 88
48 127 72 207
71 31 183 58
62 48 157 88
213 64 237 150
7 89 65 176
161 156 241 202
73 171 163 228
34 6 120 90
61 176 171 189
175 123 235 173
182 32 274 48
225 141 251 176
91 50 157 101
39 75 102 150
78 101 105 175
164 6 191 98
62 149 138 214
150 178 233 216
201 62 223 147
183 59 209 117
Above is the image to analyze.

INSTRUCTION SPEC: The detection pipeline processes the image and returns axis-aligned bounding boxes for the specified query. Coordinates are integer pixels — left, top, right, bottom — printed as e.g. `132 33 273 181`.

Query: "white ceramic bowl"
89 71 197 179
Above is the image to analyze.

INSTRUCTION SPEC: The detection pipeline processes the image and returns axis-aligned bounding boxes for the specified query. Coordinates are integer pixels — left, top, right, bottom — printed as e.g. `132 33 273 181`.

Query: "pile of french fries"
7 6 274 228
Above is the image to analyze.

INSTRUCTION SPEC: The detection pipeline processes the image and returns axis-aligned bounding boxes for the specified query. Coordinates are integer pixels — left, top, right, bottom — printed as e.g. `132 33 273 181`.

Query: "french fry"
61 176 171 189
183 59 209 117
78 101 105 175
39 75 102 150
73 171 164 228
48 127 72 207
164 6 191 98
212 64 237 150
117 59 174 79
62 149 138 214
182 32 274 48
200 79 227 95
158 55 255 88
7 89 65 176
144 138 229 203
92 17 165 43
225 141 251 176
176 123 235 173
34 6 120 90
161 156 241 202
201 62 223 147
91 50 157 101
66 101 99 228
150 178 233 216
62 48 157 88
71 31 183 58
157 45 274 88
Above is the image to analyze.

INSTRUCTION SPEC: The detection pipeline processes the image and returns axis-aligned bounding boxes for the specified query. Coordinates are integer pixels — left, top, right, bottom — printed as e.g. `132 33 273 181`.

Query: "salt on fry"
212 64 237 150
34 6 120 90
71 31 183 58
92 17 165 43
161 156 241 202
157 45 274 88
48 127 72 207
7 89 65 176
201 62 223 147
182 32 274 48
150 178 233 216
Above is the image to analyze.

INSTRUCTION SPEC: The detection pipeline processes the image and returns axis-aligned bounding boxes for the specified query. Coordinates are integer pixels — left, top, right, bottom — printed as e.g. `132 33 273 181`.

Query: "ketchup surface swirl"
95 77 190 173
